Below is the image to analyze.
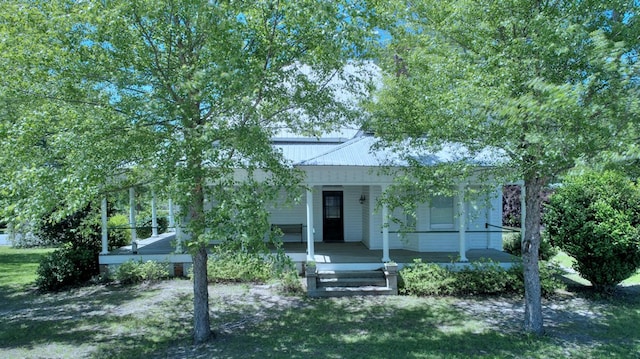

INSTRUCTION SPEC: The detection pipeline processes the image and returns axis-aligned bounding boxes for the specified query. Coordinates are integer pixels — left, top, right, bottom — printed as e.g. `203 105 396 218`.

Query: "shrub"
6 224 48 248
400 258 565 298
505 260 565 298
455 259 508 295
544 170 640 293
207 249 273 283
34 204 103 250
503 232 557 261
36 244 98 291
399 259 456 296
502 232 521 256
278 270 304 295
114 259 169 284
107 214 131 249
136 216 168 239
33 205 106 291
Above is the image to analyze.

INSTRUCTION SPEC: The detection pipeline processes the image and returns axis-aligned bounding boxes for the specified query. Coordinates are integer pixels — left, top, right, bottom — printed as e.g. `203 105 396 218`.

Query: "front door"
323 191 344 242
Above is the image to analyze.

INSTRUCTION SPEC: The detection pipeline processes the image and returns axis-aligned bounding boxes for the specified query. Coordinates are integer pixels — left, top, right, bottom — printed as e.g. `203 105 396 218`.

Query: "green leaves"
544 170 640 292
0 0 380 228
371 0 639 184
0 0 382 343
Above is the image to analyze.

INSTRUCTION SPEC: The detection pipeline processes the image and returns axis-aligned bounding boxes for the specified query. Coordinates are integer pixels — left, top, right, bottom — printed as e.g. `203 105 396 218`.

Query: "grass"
1 247 639 358
0 246 54 288
551 249 640 286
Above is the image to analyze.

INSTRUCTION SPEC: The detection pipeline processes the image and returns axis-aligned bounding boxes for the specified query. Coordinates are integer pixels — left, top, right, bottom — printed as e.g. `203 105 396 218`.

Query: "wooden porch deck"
106 234 515 265
279 242 516 265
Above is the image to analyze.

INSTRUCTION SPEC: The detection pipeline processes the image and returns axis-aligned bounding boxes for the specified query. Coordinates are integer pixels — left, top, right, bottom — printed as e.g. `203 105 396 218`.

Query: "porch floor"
106 234 516 264
278 242 516 264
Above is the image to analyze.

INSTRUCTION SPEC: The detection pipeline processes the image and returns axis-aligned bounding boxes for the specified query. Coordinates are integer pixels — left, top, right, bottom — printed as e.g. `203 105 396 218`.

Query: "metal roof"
275 133 505 168
275 135 387 166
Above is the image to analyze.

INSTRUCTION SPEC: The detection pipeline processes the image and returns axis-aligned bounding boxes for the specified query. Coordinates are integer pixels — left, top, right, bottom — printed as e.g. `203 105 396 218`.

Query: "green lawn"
1 247 639 358
0 246 54 288
551 250 640 286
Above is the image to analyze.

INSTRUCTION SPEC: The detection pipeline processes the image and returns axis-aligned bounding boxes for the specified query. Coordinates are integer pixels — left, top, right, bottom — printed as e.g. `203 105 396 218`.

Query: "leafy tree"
35 204 103 250
369 1 639 334
544 170 640 293
0 0 380 343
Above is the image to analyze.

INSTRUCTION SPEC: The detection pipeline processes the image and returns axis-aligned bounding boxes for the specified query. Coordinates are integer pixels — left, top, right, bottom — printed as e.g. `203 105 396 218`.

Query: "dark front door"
323 191 344 242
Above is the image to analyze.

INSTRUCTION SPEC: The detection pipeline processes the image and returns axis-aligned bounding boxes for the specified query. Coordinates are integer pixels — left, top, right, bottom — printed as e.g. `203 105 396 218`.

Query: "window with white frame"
430 195 454 229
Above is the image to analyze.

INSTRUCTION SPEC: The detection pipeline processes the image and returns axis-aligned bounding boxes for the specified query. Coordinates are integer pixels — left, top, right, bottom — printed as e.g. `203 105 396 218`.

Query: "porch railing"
387 222 521 234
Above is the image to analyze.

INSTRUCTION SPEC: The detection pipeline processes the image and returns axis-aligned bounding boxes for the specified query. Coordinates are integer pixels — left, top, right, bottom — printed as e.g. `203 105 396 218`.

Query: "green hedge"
114 259 170 284
206 249 274 283
36 244 98 291
400 258 564 298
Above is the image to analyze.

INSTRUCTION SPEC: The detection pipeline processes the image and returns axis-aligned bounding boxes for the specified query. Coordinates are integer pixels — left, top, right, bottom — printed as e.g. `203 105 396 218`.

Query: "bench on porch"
271 224 304 243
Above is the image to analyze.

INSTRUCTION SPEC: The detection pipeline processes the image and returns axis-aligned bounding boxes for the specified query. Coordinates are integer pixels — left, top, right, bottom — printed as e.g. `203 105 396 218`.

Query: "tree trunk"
192 243 211 343
522 177 545 334
187 146 211 343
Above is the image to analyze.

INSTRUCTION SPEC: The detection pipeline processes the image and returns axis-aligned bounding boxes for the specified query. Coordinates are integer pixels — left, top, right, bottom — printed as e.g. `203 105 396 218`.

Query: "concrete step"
317 277 387 287
317 270 385 279
308 286 395 298
316 269 387 289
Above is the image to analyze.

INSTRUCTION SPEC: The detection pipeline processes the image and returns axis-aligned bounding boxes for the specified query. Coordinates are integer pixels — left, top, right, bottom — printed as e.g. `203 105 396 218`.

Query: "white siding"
267 190 308 242
265 173 504 252
367 186 383 249
341 186 364 242
268 186 373 243
362 186 371 246
303 166 395 186
411 188 504 252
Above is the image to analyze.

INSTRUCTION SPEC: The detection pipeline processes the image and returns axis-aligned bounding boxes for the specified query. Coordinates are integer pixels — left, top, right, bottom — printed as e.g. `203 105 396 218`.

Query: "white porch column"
129 187 137 243
100 197 109 254
7 222 15 244
306 187 315 262
168 198 175 232
381 186 391 262
175 222 183 253
151 191 158 237
520 183 526 242
458 184 468 262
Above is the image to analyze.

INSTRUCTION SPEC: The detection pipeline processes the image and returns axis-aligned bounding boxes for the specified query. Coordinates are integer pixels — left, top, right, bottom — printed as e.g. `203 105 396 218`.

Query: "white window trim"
430 195 455 230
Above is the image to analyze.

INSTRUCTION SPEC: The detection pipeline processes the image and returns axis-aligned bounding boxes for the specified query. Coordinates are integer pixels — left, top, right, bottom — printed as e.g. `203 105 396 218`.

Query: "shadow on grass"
89 289 194 359
201 296 558 359
199 287 640 358
0 282 179 355
3 279 639 358
95 284 640 358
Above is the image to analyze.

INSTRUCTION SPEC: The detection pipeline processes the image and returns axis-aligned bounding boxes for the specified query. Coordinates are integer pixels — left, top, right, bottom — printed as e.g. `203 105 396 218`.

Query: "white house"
98 62 513 295
98 127 512 296
267 128 505 262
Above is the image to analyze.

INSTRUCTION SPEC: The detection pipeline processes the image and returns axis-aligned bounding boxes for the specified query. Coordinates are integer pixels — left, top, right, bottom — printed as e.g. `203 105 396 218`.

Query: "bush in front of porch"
205 245 303 294
399 258 564 298
502 232 558 261
113 259 170 284
34 205 104 291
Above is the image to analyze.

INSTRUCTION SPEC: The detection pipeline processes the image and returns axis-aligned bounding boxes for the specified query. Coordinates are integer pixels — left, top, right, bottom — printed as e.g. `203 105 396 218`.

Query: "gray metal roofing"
276 135 394 166
275 133 505 167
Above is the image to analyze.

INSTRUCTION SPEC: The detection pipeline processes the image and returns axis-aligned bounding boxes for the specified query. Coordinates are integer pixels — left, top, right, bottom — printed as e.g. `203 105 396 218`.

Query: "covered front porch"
279 242 516 271
99 233 516 270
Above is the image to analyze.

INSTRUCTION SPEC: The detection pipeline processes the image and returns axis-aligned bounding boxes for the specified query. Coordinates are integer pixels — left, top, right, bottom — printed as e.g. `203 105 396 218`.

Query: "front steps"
306 263 398 297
